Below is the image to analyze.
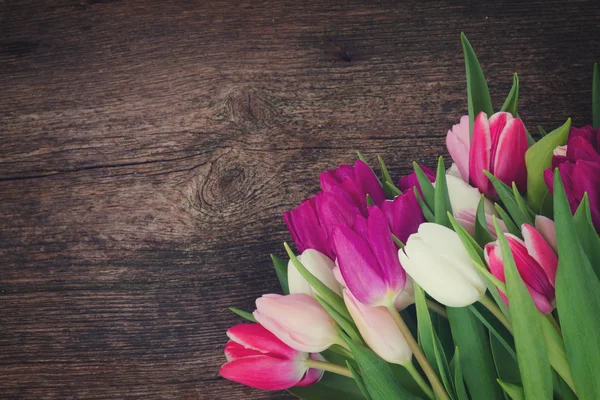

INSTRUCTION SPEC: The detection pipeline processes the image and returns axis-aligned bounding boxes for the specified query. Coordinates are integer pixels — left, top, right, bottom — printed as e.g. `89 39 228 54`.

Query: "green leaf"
553 169 600 399
229 307 256 322
384 181 402 197
289 372 366 400
366 194 375 206
451 348 469 400
413 187 435 222
573 194 600 280
512 183 535 222
284 243 352 321
490 333 521 389
447 307 504 400
342 333 421 400
315 295 362 343
414 282 456 398
474 195 495 246
271 254 290 294
356 151 367 163
552 370 578 400
468 304 516 362
494 219 552 400
538 126 548 137
413 162 435 211
501 73 519 116
434 156 453 228
484 171 532 228
346 361 374 400
461 32 493 136
494 204 521 237
525 119 571 212
378 155 399 200
498 380 525 400
593 63 599 129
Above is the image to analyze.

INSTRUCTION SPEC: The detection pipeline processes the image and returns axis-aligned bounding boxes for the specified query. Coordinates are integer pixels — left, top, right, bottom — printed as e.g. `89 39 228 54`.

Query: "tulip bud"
287 249 342 296
469 112 528 197
344 290 412 365
444 173 495 215
253 293 339 353
332 207 406 307
454 209 508 239
446 115 471 182
380 190 425 244
398 223 486 307
284 194 333 259
484 224 558 314
220 323 323 390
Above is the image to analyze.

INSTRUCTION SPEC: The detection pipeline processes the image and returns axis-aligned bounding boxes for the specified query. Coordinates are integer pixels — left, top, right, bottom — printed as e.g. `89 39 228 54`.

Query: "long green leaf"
553 169 600 399
593 63 599 129
512 183 535 221
451 348 469 400
434 157 453 228
284 243 352 321
414 187 435 222
498 380 525 400
474 195 495 246
315 295 362 343
501 73 519 116
461 32 494 136
484 171 532 228
342 333 421 400
573 194 600 280
469 305 516 361
525 119 571 212
494 220 552 400
229 307 256 322
494 204 521 237
346 361 374 400
413 162 435 211
490 334 521 389
447 307 504 400
271 254 290 294
289 372 365 400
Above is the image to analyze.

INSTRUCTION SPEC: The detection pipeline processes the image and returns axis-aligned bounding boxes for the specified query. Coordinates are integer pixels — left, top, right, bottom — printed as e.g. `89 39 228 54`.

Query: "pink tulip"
253 293 339 353
220 323 323 390
454 209 508 239
484 224 558 314
380 190 425 244
332 206 406 307
446 115 471 182
320 160 386 214
469 112 528 197
534 215 557 253
343 290 412 365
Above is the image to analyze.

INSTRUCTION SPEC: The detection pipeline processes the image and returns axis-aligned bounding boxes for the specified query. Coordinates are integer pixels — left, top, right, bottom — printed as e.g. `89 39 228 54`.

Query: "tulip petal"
227 323 299 360
355 160 386 206
534 216 557 253
446 115 471 182
567 136 600 164
571 160 600 231
332 225 388 306
492 118 528 192
367 206 406 294
398 165 436 196
469 112 493 196
344 290 412 365
505 235 555 301
225 340 262 362
288 250 341 296
388 190 425 244
296 354 325 387
521 224 558 287
316 191 361 241
220 356 307 390
284 196 332 258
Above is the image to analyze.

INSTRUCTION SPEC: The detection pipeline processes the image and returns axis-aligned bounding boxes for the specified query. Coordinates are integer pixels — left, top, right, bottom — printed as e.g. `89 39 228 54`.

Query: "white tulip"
398 223 486 307
288 249 342 296
443 172 495 215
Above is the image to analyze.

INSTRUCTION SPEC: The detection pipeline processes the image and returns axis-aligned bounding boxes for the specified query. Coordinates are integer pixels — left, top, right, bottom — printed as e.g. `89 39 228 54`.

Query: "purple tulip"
380 190 425 244
544 125 600 231
332 206 406 307
320 160 386 214
284 194 333 259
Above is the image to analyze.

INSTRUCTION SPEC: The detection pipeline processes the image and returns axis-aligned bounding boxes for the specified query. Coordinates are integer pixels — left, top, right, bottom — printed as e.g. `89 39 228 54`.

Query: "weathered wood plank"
1 0 598 398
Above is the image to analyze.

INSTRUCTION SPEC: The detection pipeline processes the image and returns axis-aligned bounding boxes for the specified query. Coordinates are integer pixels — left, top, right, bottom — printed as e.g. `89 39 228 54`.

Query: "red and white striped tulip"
253 293 339 353
484 224 558 314
220 323 323 390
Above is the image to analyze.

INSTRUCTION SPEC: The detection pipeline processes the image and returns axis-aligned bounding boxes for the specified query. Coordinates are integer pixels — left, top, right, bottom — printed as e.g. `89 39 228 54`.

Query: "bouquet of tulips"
218 34 600 400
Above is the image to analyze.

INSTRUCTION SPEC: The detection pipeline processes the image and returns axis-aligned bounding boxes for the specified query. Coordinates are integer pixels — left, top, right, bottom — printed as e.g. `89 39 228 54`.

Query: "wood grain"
1 1 598 398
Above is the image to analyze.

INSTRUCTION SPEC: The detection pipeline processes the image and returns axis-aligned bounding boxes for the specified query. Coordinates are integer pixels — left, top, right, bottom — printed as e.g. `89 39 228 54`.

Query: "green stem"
387 305 450 400
304 358 353 378
479 295 512 333
426 299 448 319
404 360 435 400
546 314 562 336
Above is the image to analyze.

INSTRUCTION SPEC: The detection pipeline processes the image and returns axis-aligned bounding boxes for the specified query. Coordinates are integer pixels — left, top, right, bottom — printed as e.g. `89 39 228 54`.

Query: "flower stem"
479 295 512 333
387 305 450 400
404 360 435 400
546 314 562 335
426 299 448 319
304 358 353 378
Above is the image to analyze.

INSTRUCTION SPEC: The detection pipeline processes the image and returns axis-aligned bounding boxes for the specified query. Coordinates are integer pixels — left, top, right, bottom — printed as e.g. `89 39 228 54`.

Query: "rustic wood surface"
1 0 598 398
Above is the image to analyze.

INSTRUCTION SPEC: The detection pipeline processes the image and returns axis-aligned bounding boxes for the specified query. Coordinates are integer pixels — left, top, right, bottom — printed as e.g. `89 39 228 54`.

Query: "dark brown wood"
1 1 598 398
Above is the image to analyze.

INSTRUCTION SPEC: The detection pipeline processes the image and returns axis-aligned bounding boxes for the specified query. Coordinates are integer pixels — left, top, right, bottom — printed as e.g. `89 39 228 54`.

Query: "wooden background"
1 1 599 398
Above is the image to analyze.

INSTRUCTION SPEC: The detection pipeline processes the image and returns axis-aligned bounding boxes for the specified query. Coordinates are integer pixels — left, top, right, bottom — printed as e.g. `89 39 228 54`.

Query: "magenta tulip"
446 115 471 181
220 323 323 390
253 293 339 353
332 206 406 307
398 164 436 197
468 112 528 197
484 224 558 314
544 125 600 231
380 190 425 244
284 194 333 259
320 160 386 214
